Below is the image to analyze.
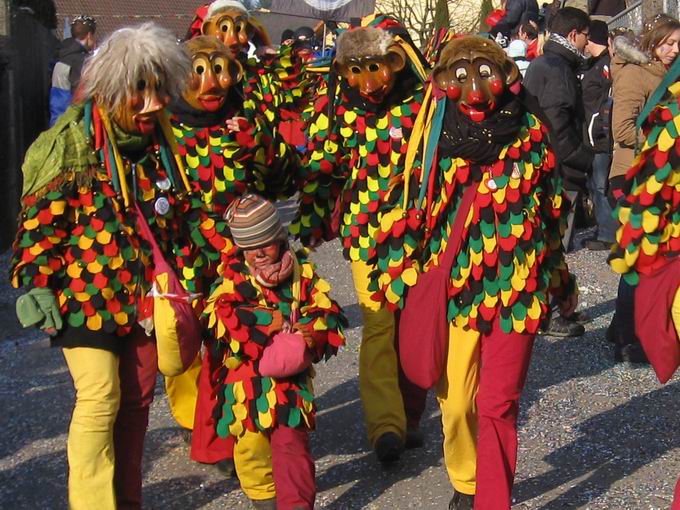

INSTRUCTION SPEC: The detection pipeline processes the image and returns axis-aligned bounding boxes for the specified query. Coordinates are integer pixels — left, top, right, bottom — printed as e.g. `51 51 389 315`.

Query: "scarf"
169 88 243 128
250 248 295 288
438 93 524 164
548 33 585 61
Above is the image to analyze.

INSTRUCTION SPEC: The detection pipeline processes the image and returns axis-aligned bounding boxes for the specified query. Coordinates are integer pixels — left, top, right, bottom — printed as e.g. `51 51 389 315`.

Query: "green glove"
15 288 63 335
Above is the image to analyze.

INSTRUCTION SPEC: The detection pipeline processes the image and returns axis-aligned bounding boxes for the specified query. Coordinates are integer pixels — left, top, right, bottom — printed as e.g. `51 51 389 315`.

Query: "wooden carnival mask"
202 8 252 58
432 36 520 122
111 75 171 135
183 36 243 112
334 27 407 105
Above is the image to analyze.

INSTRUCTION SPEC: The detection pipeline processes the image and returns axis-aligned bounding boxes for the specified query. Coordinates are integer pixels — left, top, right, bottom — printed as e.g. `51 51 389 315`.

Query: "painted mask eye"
213 63 223 74
350 65 362 74
194 64 205 74
455 67 467 81
136 79 147 91
479 64 492 78
220 22 230 32
368 62 380 72
235 21 245 32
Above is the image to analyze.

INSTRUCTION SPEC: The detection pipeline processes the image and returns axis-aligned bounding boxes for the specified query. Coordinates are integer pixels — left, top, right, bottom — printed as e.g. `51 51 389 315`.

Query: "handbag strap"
438 184 477 273
132 201 166 266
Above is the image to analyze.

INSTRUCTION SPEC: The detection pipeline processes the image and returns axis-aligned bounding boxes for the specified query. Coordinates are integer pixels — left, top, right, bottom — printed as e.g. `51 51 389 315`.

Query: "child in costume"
204 194 346 510
368 37 577 509
11 24 229 509
291 14 431 463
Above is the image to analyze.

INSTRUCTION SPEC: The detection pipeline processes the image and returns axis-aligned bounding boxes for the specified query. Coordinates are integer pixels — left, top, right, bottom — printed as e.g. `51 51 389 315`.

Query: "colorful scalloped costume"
289 16 429 263
171 110 297 218
369 94 573 335
609 81 680 284
11 102 229 340
203 250 346 437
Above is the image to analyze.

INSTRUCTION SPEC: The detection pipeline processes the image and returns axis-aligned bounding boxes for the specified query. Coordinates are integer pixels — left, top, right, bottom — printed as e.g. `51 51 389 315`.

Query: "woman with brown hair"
608 14 680 363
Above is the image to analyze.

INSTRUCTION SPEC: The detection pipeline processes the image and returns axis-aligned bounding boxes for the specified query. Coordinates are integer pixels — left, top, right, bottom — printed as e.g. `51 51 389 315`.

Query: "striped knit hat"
224 194 287 249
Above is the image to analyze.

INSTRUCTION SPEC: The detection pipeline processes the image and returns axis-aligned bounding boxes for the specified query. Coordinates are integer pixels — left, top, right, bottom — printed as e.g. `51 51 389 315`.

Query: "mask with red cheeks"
202 10 251 58
433 37 520 123
111 76 171 135
183 39 242 112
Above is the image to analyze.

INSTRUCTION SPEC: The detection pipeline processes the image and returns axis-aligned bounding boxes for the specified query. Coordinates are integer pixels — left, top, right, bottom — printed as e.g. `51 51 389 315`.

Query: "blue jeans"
587 152 617 243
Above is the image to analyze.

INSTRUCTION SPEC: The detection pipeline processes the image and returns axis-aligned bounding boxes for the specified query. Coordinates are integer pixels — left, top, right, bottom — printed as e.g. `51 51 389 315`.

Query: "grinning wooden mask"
432 36 520 122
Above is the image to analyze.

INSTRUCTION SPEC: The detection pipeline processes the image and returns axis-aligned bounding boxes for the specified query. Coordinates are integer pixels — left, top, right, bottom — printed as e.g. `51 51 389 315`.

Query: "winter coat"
610 36 667 179
492 0 539 37
48 38 90 126
524 39 594 191
581 51 613 153
589 0 626 16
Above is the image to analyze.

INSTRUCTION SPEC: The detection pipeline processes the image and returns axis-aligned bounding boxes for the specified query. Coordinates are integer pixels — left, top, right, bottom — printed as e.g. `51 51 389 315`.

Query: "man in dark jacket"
524 7 594 336
48 15 96 125
581 19 616 250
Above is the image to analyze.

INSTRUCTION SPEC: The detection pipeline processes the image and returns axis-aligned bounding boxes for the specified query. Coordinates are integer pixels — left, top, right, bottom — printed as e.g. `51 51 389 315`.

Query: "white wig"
207 0 248 18
80 22 191 110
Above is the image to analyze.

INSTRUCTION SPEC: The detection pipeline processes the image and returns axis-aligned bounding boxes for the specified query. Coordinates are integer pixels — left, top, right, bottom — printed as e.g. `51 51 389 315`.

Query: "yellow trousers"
351 259 406 446
164 354 202 430
63 347 121 510
672 287 680 339
437 323 481 496
233 430 275 500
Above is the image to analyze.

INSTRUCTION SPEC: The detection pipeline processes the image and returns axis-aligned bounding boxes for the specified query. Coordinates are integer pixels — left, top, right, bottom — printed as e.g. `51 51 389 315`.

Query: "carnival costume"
167 35 298 470
205 194 346 509
367 37 575 508
290 14 431 460
10 24 228 510
606 58 680 510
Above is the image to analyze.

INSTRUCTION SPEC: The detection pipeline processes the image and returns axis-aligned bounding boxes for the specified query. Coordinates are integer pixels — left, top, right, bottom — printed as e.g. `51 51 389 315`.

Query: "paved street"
1 226 678 509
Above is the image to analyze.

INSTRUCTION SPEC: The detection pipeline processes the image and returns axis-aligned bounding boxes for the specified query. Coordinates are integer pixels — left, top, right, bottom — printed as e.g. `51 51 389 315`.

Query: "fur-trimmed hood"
612 35 650 65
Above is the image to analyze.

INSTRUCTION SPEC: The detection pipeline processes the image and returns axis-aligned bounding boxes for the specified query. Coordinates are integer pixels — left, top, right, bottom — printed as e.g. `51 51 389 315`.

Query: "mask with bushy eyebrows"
333 27 407 105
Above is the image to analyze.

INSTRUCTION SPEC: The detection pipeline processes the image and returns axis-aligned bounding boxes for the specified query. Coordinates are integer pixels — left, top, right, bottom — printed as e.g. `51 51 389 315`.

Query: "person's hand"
558 291 578 318
16 287 63 336
226 116 248 132
269 310 284 333
293 322 315 348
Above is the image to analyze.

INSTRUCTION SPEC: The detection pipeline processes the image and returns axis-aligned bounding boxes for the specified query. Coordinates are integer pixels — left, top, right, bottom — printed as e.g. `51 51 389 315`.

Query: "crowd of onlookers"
486 2 680 356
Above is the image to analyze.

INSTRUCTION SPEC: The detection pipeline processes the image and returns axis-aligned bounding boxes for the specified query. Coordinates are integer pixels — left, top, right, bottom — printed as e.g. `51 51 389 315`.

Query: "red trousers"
672 477 680 510
270 426 316 510
474 327 534 509
114 330 158 509
438 323 534 510
191 346 234 463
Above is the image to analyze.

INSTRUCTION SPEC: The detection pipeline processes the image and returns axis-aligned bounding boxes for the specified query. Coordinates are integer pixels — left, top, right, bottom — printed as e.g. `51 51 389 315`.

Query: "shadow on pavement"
515 382 680 507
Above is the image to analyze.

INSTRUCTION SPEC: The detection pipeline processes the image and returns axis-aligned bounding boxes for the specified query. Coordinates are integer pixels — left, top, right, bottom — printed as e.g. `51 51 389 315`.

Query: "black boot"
374 432 404 464
614 340 649 364
448 489 475 510
405 426 424 449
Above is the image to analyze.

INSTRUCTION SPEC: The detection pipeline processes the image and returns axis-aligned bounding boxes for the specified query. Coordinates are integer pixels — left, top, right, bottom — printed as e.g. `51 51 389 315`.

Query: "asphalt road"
1 226 678 509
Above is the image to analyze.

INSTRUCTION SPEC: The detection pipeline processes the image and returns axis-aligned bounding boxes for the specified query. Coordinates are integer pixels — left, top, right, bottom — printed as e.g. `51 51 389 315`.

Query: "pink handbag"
257 253 313 378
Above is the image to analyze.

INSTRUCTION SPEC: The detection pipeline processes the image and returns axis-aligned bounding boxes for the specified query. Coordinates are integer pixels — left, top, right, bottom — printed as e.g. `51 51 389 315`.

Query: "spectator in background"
491 0 539 43
589 0 626 17
517 16 540 59
581 19 617 251
48 15 96 126
524 7 594 337
281 28 294 45
608 14 680 363
506 39 531 75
